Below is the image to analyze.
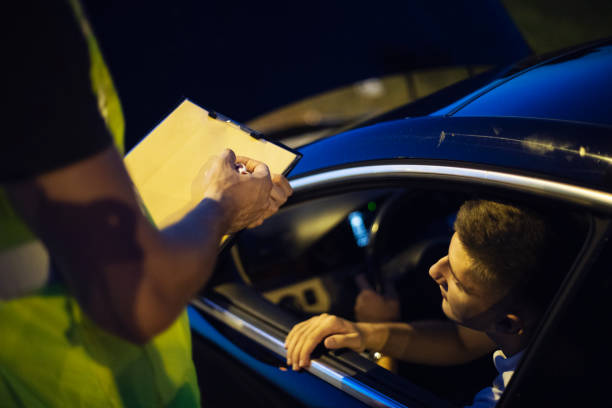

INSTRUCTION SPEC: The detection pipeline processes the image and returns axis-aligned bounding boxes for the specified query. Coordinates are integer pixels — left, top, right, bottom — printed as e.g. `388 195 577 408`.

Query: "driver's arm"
6 147 291 344
370 319 496 365
285 314 495 370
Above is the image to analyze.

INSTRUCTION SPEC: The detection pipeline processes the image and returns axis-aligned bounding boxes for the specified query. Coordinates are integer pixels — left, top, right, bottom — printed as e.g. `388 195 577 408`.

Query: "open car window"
235 188 459 319
208 180 592 407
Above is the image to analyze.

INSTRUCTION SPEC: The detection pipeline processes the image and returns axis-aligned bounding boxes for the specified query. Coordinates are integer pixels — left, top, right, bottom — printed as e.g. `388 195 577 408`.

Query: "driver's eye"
441 280 448 292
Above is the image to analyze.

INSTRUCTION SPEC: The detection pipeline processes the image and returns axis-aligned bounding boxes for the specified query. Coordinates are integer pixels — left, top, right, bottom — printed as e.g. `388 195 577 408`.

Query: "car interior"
193 181 592 407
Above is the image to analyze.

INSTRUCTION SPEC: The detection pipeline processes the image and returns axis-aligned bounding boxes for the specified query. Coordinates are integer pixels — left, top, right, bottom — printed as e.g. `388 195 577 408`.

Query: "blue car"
188 39 612 407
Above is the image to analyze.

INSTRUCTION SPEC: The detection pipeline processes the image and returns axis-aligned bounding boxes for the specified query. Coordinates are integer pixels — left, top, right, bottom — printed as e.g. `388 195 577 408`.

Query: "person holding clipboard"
1 1 292 406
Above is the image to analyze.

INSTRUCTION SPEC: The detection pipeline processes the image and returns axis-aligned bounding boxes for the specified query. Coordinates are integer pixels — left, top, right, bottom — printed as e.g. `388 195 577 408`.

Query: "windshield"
450 44 612 127
246 67 489 147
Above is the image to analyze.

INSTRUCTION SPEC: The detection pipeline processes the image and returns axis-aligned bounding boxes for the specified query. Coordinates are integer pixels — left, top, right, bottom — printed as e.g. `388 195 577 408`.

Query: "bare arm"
285 314 495 370
6 147 291 344
359 320 496 365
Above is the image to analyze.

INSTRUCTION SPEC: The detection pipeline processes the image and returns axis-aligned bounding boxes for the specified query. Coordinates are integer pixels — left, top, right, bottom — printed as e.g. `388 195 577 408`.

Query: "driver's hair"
453 199 585 314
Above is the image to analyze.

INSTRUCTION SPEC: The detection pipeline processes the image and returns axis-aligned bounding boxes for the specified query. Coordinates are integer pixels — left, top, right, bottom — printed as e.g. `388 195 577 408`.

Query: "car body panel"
291 116 612 193
188 306 370 408
190 289 455 408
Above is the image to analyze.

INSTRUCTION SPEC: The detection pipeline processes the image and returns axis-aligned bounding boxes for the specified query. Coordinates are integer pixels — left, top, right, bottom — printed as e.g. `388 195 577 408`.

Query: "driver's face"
428 233 505 331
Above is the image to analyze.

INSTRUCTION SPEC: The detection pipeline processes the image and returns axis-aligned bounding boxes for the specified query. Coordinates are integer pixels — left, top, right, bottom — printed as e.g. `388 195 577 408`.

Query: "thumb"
220 148 237 164
217 148 237 172
251 162 271 179
324 332 363 351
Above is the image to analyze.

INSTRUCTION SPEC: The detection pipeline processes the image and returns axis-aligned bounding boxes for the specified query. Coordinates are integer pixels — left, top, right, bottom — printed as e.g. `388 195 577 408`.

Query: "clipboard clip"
207 109 263 139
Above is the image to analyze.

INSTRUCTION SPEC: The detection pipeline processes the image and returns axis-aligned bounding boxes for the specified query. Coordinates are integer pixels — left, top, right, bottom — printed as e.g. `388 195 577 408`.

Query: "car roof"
291 41 612 194
438 41 612 127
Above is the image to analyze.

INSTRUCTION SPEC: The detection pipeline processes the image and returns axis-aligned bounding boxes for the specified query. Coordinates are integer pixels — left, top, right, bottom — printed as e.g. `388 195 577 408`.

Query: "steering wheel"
364 191 406 292
364 191 451 294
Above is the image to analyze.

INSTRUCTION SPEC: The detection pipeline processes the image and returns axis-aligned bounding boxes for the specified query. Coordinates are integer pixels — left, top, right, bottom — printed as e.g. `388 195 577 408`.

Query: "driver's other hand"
284 314 364 371
354 290 400 323
202 149 291 233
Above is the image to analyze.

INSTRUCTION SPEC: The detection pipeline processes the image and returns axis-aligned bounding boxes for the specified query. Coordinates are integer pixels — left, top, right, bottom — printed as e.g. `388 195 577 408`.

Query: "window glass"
246 67 488 148
453 45 612 126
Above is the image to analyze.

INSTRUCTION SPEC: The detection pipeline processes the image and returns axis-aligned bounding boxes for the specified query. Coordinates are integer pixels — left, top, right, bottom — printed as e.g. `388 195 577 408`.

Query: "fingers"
354 289 401 322
235 155 271 188
285 319 311 369
284 319 307 352
234 155 256 169
220 148 237 167
269 175 292 210
354 289 380 322
284 314 355 371
285 318 315 370
234 155 291 199
235 155 268 175
355 289 380 309
324 332 363 350
354 289 384 322
269 184 289 213
251 163 271 180
245 200 275 229
270 184 285 205
356 289 380 301
246 218 264 229
272 173 293 197
213 152 292 231
244 175 292 230
235 156 290 194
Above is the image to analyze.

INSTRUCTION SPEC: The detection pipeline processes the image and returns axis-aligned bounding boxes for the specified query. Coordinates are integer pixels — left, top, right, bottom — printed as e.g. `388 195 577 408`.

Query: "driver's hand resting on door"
284 314 367 371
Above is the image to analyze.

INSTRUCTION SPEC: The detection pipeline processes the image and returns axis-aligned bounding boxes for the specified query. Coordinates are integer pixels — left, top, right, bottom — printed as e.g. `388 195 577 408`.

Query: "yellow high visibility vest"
0 2 200 406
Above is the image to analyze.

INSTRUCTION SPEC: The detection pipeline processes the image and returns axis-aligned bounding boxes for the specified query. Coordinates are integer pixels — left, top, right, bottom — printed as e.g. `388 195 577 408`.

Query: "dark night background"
82 0 612 151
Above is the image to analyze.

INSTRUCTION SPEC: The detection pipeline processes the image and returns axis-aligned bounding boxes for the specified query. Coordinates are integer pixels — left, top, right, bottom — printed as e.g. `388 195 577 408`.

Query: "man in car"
285 199 582 407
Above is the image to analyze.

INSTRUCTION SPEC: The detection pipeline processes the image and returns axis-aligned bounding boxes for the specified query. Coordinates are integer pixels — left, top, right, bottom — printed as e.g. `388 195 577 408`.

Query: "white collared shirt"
466 349 525 408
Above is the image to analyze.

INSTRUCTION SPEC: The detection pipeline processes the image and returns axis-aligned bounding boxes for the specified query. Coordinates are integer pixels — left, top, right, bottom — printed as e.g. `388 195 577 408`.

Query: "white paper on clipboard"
124 99 300 230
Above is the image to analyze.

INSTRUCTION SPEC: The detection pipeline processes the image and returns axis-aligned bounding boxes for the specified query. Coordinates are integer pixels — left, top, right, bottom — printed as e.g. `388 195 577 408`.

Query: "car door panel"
190 283 454 408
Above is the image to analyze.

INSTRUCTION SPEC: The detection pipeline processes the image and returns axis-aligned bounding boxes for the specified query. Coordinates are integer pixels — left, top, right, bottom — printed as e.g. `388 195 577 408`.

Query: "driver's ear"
494 313 524 336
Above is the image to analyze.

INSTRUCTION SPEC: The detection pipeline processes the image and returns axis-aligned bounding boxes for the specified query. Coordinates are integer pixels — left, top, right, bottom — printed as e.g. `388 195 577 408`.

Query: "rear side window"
453 45 612 127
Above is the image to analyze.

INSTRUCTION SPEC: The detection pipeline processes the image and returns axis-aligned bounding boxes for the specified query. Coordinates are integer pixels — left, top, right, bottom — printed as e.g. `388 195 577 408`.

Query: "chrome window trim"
290 164 612 211
191 297 409 408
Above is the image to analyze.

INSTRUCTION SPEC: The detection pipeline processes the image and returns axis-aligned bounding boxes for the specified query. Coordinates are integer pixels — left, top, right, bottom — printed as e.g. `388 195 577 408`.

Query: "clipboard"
124 98 302 250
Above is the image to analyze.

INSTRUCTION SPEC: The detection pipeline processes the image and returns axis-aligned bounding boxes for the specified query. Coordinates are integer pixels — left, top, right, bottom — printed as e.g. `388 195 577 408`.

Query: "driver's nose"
429 258 449 293
429 256 447 283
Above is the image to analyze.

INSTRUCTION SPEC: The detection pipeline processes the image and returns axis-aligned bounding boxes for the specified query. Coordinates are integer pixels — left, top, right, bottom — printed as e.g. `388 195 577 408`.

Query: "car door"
187 158 612 407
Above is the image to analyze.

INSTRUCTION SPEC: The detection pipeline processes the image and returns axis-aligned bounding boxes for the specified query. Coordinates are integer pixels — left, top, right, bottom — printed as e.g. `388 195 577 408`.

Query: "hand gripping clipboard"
124 98 302 252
